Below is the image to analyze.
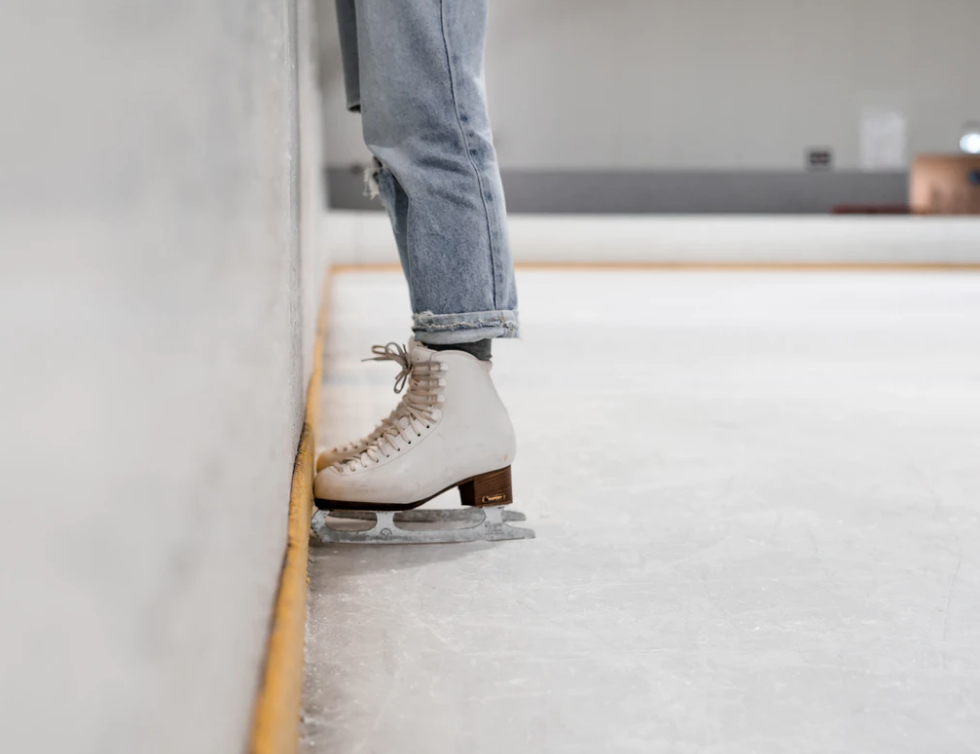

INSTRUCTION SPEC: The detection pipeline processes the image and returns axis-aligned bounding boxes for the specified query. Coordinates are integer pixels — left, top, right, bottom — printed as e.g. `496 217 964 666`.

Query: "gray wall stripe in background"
327 168 909 214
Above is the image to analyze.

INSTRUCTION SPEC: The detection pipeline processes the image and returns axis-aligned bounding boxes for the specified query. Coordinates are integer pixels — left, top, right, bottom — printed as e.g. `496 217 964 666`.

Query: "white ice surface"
302 271 980 754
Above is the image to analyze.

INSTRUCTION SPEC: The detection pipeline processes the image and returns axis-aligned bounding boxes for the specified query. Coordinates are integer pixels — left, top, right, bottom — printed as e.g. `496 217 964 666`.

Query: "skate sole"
314 465 513 512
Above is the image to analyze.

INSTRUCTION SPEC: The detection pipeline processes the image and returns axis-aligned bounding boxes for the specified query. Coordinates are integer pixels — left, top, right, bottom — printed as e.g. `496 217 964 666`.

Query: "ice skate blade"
326 508 526 524
310 506 535 546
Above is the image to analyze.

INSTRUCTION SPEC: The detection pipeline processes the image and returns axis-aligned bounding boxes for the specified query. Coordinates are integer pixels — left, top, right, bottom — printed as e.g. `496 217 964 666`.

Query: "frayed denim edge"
413 309 519 345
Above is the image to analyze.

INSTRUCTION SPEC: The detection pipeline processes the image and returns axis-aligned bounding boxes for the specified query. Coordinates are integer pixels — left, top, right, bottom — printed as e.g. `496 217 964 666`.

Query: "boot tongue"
411 338 436 364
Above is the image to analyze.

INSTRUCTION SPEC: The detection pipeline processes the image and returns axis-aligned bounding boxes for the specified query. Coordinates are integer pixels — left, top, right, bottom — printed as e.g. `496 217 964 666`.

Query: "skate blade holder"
310 506 535 545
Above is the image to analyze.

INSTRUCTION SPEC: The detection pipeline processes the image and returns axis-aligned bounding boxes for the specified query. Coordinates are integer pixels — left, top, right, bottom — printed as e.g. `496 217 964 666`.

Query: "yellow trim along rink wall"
249 273 330 754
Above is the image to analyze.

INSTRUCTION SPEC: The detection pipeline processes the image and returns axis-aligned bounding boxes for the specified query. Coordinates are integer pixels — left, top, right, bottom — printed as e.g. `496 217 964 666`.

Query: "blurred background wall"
0 2 324 753
320 0 979 213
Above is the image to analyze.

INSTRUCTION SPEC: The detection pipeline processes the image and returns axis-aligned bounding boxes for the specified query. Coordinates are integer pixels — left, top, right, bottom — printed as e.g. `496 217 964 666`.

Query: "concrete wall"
0 2 323 753
318 0 979 211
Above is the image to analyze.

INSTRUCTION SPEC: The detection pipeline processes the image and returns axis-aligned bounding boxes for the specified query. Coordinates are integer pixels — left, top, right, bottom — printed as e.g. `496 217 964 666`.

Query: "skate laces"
326 343 412 452
332 407 398 455
335 343 446 471
328 344 413 454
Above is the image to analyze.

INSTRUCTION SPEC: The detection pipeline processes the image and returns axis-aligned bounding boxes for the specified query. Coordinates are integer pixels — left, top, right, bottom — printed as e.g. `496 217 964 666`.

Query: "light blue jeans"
335 0 519 345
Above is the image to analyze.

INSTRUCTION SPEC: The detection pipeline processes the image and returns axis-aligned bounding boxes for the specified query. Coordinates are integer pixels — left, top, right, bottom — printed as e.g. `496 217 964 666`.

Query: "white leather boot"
313 340 517 511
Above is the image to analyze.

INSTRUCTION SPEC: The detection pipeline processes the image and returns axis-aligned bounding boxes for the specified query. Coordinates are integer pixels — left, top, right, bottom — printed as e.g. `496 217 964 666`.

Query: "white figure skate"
310 341 535 545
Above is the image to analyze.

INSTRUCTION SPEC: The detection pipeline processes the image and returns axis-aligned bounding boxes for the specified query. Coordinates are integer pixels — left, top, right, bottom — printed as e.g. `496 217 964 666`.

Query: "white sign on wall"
860 107 908 170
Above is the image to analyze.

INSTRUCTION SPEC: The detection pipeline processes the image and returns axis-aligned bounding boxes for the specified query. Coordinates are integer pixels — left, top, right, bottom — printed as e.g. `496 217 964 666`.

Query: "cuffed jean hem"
412 309 520 345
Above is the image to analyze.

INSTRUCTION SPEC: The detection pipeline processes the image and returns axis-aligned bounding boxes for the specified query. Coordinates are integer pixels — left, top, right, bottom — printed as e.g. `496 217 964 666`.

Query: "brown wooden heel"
458 466 513 507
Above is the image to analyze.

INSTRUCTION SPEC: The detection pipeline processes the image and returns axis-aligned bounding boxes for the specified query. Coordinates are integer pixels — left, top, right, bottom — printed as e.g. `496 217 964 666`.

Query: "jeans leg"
352 0 518 345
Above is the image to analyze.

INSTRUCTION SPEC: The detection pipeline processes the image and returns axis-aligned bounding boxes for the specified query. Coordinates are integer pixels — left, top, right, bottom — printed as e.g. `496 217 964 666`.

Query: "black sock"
427 339 492 361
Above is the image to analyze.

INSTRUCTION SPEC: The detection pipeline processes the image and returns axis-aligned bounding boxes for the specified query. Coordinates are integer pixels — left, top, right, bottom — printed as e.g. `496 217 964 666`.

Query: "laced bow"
363 342 413 393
